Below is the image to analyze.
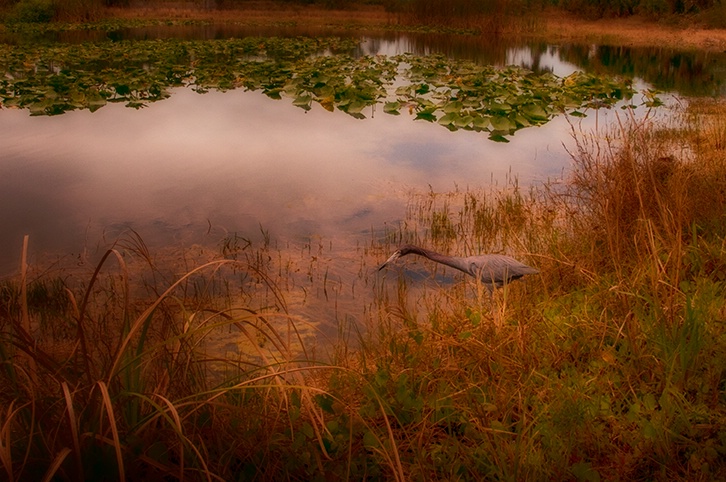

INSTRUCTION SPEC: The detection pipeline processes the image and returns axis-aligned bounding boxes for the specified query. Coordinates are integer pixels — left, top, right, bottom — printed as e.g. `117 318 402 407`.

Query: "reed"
0 238 360 480
365 99 725 480
383 0 542 35
1 100 725 480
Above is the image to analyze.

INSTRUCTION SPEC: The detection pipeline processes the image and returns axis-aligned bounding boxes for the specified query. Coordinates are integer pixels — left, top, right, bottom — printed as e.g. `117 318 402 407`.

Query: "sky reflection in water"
0 82 603 275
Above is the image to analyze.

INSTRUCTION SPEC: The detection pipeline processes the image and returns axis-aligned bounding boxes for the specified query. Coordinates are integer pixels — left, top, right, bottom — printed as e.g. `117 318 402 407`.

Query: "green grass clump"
1 101 725 480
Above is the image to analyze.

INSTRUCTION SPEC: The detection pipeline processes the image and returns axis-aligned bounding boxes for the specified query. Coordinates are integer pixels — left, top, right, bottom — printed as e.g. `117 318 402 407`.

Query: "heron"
378 244 538 294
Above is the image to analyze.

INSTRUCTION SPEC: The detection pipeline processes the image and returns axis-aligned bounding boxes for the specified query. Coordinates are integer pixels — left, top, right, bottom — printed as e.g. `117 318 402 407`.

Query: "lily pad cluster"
0 36 641 139
386 54 635 140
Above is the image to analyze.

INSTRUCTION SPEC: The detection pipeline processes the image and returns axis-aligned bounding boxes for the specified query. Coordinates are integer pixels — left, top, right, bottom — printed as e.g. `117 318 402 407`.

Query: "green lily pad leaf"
126 101 147 109
472 116 490 130
114 84 131 96
345 100 367 115
514 114 530 127
438 112 458 126
443 100 463 113
522 104 548 121
488 133 510 143
263 88 283 99
413 99 437 115
292 94 312 109
415 112 436 122
489 101 511 114
87 100 107 112
454 114 474 128
316 84 335 98
490 115 511 131
383 101 401 115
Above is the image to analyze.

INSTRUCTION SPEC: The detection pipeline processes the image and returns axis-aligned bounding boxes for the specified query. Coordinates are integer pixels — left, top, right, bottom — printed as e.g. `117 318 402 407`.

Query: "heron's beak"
378 250 402 271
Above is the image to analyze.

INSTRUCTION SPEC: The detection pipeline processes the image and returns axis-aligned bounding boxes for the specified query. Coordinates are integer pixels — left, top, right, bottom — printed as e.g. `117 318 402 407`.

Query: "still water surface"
1 27 722 351
0 85 576 273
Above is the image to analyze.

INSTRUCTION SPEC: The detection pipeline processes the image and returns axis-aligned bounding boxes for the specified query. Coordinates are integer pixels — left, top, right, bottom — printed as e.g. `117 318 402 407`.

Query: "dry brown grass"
101 3 726 50
2 99 725 479
537 9 726 52
106 2 394 27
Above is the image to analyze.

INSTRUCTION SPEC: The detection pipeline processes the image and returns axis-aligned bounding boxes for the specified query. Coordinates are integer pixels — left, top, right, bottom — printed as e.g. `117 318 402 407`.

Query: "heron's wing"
470 255 538 286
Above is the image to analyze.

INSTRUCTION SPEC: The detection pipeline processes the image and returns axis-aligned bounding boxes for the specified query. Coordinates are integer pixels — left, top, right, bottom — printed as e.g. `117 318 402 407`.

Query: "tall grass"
366 100 726 480
1 100 725 480
382 0 542 35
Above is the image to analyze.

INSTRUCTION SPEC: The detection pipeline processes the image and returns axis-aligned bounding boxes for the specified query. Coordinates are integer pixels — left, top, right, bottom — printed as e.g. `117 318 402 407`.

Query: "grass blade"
96 381 125 482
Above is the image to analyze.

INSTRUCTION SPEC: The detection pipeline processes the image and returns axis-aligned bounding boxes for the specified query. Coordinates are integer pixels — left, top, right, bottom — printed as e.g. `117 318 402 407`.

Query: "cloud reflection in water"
0 86 587 274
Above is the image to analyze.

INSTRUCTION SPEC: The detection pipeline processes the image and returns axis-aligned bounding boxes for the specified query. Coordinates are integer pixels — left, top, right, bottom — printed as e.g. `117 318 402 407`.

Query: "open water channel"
1 24 724 355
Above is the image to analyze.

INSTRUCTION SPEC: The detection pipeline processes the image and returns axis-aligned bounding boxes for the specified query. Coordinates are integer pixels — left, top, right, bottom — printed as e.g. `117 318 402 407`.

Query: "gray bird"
379 244 538 293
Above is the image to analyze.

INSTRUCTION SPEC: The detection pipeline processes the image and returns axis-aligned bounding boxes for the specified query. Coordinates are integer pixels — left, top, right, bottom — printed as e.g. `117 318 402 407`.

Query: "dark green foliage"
9 0 56 23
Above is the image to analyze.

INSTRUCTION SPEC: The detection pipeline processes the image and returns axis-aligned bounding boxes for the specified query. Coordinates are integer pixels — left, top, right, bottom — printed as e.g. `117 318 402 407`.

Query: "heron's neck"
408 246 467 272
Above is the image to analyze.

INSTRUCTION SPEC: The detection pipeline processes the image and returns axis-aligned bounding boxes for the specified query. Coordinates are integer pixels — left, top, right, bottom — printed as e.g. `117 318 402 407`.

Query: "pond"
1 24 723 352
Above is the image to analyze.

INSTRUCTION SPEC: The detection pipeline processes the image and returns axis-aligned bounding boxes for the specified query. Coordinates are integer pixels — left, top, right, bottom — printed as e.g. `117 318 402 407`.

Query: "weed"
1 96 725 482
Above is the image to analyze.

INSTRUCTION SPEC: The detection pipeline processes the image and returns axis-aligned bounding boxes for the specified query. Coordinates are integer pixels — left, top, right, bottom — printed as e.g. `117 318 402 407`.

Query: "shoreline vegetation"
1 2 726 481
1 0 726 51
109 6 726 52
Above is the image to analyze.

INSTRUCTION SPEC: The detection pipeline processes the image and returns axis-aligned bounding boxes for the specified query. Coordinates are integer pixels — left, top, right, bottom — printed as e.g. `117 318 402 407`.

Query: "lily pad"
0 38 650 141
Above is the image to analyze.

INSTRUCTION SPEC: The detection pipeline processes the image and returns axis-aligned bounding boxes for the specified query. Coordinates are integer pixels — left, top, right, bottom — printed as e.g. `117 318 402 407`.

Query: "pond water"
0 82 583 274
1 25 723 354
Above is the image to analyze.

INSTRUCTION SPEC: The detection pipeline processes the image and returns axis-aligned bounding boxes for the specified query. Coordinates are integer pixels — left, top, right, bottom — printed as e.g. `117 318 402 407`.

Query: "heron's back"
467 254 539 287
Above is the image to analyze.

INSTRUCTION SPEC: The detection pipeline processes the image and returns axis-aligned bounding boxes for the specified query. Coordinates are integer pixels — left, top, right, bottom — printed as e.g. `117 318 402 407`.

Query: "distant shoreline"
102 6 726 52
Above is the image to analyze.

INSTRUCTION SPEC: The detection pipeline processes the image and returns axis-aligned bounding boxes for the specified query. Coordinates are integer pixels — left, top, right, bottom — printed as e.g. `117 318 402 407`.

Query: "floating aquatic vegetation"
0 36 644 139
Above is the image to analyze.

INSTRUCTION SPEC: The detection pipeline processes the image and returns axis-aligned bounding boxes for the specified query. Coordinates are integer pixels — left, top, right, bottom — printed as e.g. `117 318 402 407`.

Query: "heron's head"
378 249 403 271
378 245 420 271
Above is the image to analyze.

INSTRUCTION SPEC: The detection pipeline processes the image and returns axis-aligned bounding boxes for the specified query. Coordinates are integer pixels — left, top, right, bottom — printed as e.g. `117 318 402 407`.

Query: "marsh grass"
383 0 544 36
2 100 725 480
363 100 725 480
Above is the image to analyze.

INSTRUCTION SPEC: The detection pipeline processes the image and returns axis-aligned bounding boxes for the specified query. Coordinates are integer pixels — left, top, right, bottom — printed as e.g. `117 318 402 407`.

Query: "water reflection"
3 23 724 97
0 26 692 352
1 23 720 358
556 44 726 97
0 86 599 275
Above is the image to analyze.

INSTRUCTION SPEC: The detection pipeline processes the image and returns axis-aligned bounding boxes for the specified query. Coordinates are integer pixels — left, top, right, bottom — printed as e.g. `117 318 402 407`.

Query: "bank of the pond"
539 11 726 52
99 6 726 52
